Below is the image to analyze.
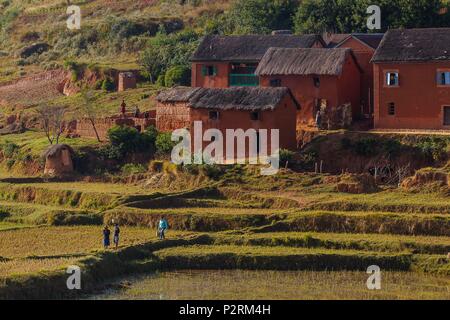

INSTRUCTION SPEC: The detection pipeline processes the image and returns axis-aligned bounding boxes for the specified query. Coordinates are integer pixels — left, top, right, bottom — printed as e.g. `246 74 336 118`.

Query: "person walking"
158 216 168 240
113 223 120 249
103 225 111 249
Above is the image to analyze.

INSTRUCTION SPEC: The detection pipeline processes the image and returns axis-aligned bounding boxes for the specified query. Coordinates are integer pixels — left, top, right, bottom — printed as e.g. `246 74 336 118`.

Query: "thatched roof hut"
191 34 325 62
156 87 299 111
42 144 74 176
372 28 450 62
255 48 355 76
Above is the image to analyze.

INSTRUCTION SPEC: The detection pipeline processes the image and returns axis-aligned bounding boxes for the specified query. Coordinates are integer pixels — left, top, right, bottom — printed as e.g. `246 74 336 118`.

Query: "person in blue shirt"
158 216 169 240
103 225 111 249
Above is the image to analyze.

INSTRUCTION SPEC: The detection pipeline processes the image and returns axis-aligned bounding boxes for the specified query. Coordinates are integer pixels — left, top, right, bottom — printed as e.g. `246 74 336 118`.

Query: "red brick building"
156 87 299 152
372 28 450 130
190 34 325 89
327 33 384 115
256 48 362 130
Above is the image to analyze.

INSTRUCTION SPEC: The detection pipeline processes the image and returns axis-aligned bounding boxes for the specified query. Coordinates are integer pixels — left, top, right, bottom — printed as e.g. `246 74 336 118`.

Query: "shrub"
98 144 124 161
279 149 295 167
164 65 190 87
6 159 14 169
200 164 223 180
416 137 448 162
139 28 200 82
121 163 147 175
106 125 156 159
156 132 175 156
101 78 115 92
156 74 165 87
2 141 19 158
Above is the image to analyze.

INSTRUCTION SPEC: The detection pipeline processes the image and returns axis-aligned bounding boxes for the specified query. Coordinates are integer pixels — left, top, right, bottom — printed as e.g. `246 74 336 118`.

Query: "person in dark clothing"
103 225 111 249
113 223 120 249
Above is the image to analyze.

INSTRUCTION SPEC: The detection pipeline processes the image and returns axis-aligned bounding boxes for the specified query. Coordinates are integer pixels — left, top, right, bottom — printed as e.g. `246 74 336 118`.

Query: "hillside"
0 0 232 120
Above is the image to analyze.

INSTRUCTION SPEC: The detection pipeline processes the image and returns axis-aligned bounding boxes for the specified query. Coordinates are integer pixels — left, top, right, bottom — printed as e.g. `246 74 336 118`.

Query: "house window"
386 72 399 86
388 102 395 115
270 79 281 87
437 71 450 85
250 111 260 121
444 106 450 126
313 77 320 88
202 65 217 77
209 110 219 120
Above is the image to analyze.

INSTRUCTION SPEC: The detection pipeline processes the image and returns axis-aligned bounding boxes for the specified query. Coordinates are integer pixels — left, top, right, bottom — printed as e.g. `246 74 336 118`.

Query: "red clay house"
255 48 362 130
190 34 325 88
156 86 299 152
372 28 450 130
326 33 384 115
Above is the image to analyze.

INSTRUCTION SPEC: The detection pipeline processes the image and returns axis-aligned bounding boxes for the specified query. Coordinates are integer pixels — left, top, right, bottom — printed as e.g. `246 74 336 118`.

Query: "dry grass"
0 226 188 259
0 257 78 278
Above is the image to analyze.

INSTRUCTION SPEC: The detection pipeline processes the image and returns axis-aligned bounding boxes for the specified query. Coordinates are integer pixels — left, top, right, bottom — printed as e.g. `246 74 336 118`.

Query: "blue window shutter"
446 72 450 84
201 66 207 76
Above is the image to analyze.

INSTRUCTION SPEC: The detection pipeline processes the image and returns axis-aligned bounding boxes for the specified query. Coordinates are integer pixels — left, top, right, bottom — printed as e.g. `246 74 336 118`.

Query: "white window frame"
386 72 399 87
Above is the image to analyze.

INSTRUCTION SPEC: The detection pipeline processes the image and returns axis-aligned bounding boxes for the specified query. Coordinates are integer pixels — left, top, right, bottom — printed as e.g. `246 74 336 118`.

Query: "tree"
36 105 67 145
139 27 200 82
164 65 191 87
294 0 450 34
228 0 298 34
80 90 101 142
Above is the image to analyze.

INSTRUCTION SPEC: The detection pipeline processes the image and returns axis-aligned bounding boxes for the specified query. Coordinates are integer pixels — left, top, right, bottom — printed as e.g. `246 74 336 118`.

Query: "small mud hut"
42 144 74 176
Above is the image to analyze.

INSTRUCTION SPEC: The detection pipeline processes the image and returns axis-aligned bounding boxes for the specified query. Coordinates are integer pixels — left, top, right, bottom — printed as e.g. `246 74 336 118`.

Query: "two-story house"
372 28 450 130
190 34 325 88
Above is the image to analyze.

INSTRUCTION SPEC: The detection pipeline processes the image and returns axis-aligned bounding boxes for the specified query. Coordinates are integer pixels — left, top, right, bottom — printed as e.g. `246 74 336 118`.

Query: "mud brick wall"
156 102 191 132
118 72 137 92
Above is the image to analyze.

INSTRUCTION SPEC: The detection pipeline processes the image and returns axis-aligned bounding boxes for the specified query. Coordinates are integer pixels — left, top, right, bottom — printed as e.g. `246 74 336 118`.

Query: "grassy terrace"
0 168 448 298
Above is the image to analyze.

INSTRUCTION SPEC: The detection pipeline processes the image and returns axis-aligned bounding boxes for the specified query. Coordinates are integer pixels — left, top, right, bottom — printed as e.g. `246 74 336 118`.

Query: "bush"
6 159 14 169
164 65 190 87
98 144 124 161
416 137 448 162
106 125 156 160
200 164 223 180
101 78 115 92
279 149 295 167
2 141 19 158
156 132 176 156
156 74 165 87
139 28 200 82
121 163 147 175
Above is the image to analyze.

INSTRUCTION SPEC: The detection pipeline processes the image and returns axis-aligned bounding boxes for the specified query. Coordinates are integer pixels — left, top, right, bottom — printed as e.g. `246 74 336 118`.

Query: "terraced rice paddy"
0 173 449 299
92 270 450 300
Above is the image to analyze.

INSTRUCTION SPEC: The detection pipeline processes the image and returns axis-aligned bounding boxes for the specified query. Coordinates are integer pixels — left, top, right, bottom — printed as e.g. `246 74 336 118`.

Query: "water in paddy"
90 270 450 300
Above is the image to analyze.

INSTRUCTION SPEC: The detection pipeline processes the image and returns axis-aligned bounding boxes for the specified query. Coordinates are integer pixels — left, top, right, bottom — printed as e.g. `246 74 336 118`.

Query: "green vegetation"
294 0 450 33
